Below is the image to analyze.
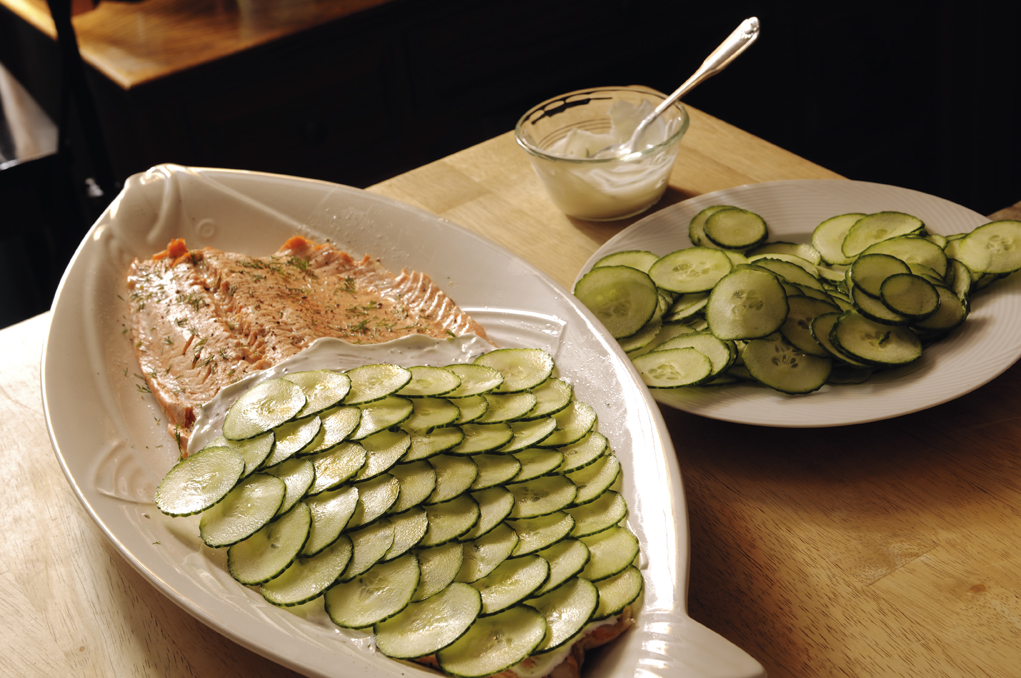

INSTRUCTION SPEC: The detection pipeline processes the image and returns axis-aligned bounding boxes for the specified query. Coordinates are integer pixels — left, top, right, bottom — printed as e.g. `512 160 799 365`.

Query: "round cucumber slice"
155 445 245 517
325 552 421 628
573 265 660 339
648 247 733 294
262 534 353 607
741 334 832 395
705 267 789 341
373 582 481 659
397 365 461 397
228 502 311 585
437 605 546 678
831 310 923 366
632 347 713 388
703 206 768 251
283 369 351 417
199 473 286 548
526 576 598 654
344 363 413 405
223 378 306 441
474 348 555 394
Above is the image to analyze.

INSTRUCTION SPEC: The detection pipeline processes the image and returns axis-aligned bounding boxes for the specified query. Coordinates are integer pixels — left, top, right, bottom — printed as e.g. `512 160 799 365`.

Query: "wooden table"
4 105 1020 678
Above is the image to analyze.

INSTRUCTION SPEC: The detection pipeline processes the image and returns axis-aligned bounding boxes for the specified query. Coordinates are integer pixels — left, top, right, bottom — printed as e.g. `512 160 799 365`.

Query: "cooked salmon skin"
127 236 487 451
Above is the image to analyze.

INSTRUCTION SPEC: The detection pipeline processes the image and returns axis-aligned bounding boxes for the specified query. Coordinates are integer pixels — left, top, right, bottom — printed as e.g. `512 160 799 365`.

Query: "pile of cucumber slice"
575 205 1021 395
155 347 642 677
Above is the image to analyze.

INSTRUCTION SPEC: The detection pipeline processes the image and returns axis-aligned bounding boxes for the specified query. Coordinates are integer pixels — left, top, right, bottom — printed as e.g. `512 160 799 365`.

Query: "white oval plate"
578 179 1021 427
41 165 764 678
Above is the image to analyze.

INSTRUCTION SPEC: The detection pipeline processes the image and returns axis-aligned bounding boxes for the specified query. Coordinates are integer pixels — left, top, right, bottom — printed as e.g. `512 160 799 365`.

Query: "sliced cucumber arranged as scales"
154 347 643 677
575 207 1021 396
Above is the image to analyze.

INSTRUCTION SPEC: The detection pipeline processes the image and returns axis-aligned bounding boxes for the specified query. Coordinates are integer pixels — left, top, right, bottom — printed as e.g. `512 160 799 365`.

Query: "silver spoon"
594 17 761 159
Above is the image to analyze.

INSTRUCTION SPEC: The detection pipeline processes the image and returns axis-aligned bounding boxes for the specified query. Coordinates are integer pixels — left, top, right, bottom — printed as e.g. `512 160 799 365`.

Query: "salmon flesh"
126 236 487 452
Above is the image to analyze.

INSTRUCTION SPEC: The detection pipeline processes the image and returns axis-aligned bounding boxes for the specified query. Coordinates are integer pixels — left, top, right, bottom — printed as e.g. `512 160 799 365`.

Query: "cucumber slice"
511 448 565 482
344 363 413 405
849 253 911 298
558 431 608 473
307 441 367 495
223 378 306 441
654 331 736 375
459 487 515 541
662 293 709 324
507 475 579 519
912 285 968 333
283 369 351 417
619 317 662 355
388 461 437 513
228 502 311 585
474 348 556 394
262 534 353 607
347 473 401 529
472 554 550 615
852 285 908 325
155 445 245 517
688 205 732 246
396 366 461 397
404 426 465 461
592 249 660 272
443 364 504 398
373 582 481 659
476 392 538 424
469 453 522 491
384 507 429 561
200 473 286 548
426 455 479 504
567 490 628 538
265 413 321 467
354 430 411 482
325 552 420 628
451 423 514 455
301 405 361 456
706 268 789 341
831 310 923 366
351 396 414 440
703 207 768 250
749 257 823 291
574 266 659 339
208 432 274 478
813 213 865 265
592 565 643 620
413 541 464 602
457 523 519 583
861 235 949 278
537 401 597 448
497 417 558 453
567 454 621 506
339 518 395 581
437 605 546 678
955 220 1021 274
526 577 598 654
451 394 489 425
534 538 590 596
649 247 733 294
403 397 461 432
508 512 575 556
265 457 316 516
842 211 925 257
580 526 640 581
880 273 941 320
809 312 870 367
747 241 822 265
303 485 359 556
741 334 832 395
420 494 481 547
780 295 841 358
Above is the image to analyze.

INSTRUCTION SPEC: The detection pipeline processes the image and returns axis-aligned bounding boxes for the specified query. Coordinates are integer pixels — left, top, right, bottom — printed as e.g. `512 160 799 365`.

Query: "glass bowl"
515 86 690 221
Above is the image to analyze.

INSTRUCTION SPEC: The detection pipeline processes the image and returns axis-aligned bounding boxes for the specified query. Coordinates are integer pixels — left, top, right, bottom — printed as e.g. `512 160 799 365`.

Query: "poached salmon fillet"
126 236 487 451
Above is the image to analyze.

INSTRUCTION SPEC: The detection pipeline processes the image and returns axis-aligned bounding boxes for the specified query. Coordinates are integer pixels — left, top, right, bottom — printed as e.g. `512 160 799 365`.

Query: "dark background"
1 0 1018 328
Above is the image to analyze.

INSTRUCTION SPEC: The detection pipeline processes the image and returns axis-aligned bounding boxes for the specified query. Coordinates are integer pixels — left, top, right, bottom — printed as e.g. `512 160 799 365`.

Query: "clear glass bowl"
515 86 690 221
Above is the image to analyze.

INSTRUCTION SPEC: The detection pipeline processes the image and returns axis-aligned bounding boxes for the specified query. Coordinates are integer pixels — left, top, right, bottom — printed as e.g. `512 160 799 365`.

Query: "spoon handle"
630 17 760 149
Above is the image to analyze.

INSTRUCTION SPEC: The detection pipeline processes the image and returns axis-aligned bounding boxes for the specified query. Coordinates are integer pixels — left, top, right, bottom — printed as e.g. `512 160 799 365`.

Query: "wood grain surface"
4 103 1020 678
0 0 393 88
